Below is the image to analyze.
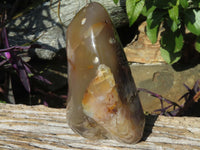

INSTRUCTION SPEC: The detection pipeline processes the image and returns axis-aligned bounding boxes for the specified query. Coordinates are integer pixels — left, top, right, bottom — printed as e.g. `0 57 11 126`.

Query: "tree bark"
0 103 200 149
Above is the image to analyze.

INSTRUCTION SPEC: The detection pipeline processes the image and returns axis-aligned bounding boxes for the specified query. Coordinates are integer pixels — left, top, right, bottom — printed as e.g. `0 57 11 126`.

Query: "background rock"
131 63 200 113
7 0 128 60
124 22 165 64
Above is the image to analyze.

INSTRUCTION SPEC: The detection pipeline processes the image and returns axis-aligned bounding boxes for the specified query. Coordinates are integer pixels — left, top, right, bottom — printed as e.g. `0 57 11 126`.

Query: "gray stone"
7 0 127 60
34 49 56 60
131 63 200 113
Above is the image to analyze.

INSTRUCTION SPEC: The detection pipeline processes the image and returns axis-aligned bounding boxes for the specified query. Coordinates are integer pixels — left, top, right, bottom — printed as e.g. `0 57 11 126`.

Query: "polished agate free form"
66 2 145 144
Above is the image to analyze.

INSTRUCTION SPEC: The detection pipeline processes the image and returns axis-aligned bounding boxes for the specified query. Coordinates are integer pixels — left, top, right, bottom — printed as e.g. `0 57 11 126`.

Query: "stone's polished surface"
82 64 144 143
66 2 145 144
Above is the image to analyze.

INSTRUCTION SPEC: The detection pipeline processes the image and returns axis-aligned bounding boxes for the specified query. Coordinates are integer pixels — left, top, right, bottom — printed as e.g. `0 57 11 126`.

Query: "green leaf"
154 0 169 9
146 10 166 44
195 36 200 53
154 0 176 9
168 5 179 32
160 47 181 64
126 0 145 26
184 9 200 36
141 0 156 17
174 31 184 53
193 0 200 8
168 0 177 6
146 20 159 44
113 0 119 4
160 29 183 64
167 19 181 32
168 5 179 22
180 0 188 9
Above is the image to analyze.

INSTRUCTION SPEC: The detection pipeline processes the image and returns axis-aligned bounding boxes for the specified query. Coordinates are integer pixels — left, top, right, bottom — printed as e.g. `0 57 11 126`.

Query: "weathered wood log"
0 103 200 149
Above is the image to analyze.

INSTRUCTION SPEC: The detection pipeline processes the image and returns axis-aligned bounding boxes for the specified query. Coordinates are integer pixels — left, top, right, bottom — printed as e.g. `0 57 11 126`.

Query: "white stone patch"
93 56 99 64
109 37 116 44
81 18 86 25
97 95 106 101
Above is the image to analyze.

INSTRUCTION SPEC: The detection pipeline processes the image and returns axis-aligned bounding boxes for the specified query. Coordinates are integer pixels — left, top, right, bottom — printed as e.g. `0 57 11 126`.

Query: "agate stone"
66 2 145 144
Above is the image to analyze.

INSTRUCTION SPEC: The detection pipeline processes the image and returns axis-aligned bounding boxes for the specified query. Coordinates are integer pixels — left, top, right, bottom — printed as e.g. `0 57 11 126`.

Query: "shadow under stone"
141 115 158 141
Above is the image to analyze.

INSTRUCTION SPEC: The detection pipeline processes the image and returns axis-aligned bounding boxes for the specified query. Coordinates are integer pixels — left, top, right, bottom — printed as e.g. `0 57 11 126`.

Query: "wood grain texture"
0 103 200 149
